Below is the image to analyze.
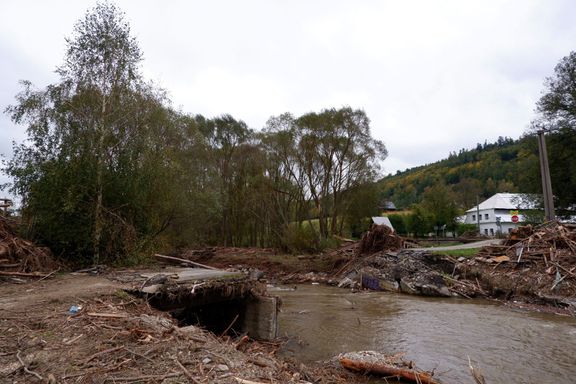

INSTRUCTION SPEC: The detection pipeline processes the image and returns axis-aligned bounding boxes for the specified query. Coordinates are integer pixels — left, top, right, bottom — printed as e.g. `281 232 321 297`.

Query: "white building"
463 193 535 237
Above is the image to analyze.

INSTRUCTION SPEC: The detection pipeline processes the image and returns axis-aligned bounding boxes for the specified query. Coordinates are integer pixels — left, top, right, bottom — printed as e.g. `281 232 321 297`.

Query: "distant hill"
378 136 540 210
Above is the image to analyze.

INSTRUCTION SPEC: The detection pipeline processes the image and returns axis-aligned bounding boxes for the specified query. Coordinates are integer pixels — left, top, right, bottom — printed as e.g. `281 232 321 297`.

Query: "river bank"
2 222 575 383
0 271 365 383
185 232 576 317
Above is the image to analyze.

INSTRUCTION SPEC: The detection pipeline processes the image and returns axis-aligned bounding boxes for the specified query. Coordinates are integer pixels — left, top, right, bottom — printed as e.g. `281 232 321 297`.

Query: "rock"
202 357 212 364
399 278 418 295
249 269 265 280
216 364 229 371
378 279 400 292
345 271 358 280
338 277 354 288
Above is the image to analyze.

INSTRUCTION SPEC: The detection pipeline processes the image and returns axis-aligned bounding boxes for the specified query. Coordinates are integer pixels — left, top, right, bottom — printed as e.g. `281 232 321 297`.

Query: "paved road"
409 239 503 251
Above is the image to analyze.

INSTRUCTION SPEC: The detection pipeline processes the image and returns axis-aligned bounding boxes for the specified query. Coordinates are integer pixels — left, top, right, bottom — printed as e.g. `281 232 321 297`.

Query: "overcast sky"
2 0 576 195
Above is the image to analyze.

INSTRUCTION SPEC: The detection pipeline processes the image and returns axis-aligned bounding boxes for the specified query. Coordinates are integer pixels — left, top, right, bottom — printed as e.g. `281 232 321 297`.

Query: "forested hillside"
379 136 533 209
378 129 575 213
381 48 576 215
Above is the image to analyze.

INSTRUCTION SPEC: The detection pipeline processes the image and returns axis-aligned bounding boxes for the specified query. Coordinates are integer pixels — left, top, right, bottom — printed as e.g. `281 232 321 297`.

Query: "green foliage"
378 136 533 211
344 183 380 237
405 205 433 237
456 223 478 236
2 3 391 263
432 248 480 258
281 224 319 253
527 51 576 211
536 51 576 131
263 107 387 241
420 184 460 232
4 3 207 265
387 214 408 235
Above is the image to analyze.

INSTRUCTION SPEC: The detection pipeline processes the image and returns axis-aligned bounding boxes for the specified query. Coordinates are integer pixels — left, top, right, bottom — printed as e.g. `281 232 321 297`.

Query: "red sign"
511 215 519 223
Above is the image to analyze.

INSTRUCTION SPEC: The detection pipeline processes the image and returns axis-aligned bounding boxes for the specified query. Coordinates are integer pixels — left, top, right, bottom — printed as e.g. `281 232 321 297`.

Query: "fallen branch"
154 254 219 270
0 271 48 277
86 312 128 319
220 314 239 337
468 356 486 384
16 350 43 381
84 345 125 364
234 378 269 384
64 334 84 345
551 262 576 279
0 263 20 268
339 357 438 384
102 373 181 382
37 269 60 282
174 357 202 384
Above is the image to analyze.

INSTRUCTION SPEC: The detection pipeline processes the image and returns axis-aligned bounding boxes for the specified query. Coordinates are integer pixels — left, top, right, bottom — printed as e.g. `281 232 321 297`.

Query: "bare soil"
0 270 365 384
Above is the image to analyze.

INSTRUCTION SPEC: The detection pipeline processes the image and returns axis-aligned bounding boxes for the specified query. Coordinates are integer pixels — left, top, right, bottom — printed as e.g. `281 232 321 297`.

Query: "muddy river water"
273 284 576 384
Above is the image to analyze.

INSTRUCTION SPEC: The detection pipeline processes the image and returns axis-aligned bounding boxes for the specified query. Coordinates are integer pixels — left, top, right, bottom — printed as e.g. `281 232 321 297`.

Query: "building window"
484 213 489 220
472 215 476 221
484 229 488 235
479 215 482 221
490 228 494 236
508 228 512 233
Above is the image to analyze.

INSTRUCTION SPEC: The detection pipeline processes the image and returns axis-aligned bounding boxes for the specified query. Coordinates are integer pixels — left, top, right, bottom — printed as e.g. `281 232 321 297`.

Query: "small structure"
463 193 537 236
379 200 397 212
131 263 279 340
371 216 395 232
0 198 12 215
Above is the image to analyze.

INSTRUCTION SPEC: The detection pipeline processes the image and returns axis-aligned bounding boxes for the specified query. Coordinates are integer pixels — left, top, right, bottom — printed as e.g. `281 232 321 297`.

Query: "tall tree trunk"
93 96 106 265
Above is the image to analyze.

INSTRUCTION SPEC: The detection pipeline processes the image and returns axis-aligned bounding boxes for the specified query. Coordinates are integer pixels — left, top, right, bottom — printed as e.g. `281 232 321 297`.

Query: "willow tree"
4 3 178 264
264 107 387 241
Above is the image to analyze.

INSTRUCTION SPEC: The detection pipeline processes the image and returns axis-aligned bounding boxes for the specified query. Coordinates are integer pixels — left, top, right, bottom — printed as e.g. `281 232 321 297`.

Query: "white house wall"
464 209 525 236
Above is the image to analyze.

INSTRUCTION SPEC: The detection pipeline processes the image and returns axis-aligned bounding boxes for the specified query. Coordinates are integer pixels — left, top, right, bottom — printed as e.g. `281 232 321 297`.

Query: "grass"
418 240 464 247
432 248 480 258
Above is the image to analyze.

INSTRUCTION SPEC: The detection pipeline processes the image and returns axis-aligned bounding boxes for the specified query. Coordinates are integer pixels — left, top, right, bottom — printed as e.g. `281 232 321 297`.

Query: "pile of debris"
336 250 456 297
1 291 355 383
0 215 57 275
358 225 404 255
469 221 576 299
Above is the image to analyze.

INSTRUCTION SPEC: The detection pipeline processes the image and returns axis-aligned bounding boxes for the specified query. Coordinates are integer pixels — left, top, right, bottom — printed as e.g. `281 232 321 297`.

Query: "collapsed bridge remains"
128 257 278 340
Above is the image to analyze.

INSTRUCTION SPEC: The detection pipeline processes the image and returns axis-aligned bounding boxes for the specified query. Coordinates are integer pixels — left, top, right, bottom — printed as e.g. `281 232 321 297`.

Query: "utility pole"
537 130 555 221
476 195 481 234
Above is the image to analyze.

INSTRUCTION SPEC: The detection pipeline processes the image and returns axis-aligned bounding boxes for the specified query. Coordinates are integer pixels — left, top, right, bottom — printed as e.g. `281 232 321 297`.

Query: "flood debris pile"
350 251 455 297
338 351 441 384
0 215 57 276
358 224 404 255
333 225 456 297
464 221 576 309
0 293 353 383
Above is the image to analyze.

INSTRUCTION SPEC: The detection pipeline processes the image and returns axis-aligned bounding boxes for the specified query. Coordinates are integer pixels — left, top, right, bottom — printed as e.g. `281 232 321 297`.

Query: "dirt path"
0 273 124 311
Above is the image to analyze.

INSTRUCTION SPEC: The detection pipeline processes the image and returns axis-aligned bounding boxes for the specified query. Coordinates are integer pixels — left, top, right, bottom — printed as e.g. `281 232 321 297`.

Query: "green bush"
456 223 478 236
281 224 319 253
387 214 408 235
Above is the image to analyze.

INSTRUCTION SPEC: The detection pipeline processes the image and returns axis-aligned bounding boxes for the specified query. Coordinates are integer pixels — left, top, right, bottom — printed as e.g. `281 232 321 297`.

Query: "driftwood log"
339 351 441 384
